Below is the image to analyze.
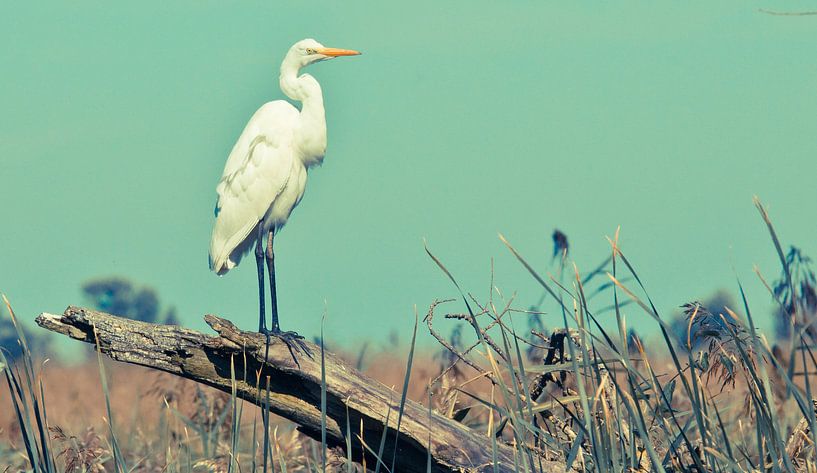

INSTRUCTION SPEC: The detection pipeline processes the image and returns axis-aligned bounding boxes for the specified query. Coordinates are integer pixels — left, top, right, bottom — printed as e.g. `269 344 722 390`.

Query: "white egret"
208 38 360 348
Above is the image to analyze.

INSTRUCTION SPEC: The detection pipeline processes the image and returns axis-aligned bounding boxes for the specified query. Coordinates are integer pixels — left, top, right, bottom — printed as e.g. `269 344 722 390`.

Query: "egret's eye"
305 48 316 55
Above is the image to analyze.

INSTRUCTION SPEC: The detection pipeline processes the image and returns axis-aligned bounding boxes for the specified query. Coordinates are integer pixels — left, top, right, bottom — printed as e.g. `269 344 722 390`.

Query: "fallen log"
36 306 565 473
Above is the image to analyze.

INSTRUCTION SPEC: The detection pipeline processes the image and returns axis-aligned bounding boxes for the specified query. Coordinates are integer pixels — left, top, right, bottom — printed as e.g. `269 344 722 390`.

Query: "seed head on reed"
50 426 107 473
774 246 817 340
552 229 569 262
681 301 758 390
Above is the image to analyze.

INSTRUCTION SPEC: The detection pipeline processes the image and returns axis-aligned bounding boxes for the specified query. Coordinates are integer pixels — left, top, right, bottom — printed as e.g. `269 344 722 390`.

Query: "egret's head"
285 38 361 69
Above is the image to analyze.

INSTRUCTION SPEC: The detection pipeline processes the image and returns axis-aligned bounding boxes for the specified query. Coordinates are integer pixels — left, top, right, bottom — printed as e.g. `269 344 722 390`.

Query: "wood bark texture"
36 306 565 473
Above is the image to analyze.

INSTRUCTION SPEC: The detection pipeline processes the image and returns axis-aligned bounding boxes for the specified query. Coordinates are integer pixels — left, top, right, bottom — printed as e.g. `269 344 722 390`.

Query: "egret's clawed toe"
260 327 313 361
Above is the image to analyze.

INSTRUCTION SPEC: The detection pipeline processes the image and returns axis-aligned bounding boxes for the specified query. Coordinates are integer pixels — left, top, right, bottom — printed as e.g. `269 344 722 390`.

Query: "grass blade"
320 313 328 473
390 307 419 473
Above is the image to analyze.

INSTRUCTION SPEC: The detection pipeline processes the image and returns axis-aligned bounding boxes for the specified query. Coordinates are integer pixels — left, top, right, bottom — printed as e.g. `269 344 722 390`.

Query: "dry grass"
4 198 817 472
0 347 442 472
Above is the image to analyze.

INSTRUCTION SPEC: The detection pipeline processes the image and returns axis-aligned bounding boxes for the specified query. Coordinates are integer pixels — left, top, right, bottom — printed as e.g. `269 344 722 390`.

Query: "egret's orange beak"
316 47 361 57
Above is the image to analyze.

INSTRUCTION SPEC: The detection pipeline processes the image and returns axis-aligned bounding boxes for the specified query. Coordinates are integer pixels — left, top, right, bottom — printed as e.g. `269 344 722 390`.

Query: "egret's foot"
259 327 273 346
258 327 313 364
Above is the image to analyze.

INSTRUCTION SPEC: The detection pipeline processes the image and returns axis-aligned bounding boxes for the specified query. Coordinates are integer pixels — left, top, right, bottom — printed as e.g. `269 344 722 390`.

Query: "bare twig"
759 8 817 16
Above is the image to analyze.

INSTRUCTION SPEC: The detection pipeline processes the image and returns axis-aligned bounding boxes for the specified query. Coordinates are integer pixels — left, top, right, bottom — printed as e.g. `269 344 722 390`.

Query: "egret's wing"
209 102 299 274
219 101 298 179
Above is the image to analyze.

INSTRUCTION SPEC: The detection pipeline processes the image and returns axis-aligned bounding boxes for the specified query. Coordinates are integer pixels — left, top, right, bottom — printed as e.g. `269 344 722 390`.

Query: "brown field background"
0 348 441 463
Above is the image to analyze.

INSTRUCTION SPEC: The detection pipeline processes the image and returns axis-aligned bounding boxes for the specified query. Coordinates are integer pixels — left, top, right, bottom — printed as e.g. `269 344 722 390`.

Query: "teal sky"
1 1 815 351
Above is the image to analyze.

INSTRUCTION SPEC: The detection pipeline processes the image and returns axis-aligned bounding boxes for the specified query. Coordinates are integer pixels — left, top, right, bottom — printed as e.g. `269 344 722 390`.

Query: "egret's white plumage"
208 39 359 276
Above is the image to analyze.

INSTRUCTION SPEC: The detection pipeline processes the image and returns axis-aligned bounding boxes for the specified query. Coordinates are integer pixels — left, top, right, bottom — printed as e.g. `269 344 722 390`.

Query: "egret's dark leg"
266 230 280 333
265 229 311 358
255 224 269 334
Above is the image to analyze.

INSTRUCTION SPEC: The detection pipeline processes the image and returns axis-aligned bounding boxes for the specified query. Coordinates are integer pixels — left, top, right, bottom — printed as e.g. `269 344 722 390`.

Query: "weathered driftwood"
36 306 565 473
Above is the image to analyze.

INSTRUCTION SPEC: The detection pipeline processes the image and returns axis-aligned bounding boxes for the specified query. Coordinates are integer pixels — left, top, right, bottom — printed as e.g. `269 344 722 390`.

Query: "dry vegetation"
3 198 817 472
0 347 440 472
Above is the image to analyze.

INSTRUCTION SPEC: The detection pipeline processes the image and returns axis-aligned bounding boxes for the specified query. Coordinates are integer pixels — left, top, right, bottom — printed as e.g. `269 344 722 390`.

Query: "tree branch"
758 8 817 16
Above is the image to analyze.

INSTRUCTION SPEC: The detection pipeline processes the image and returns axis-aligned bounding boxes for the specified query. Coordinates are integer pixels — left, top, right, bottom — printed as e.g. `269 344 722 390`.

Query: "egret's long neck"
280 62 327 167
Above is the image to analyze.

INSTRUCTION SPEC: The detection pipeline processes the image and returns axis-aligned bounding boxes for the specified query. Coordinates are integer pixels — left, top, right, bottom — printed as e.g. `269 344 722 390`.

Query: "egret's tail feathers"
209 250 238 276
208 253 226 276
209 223 257 276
